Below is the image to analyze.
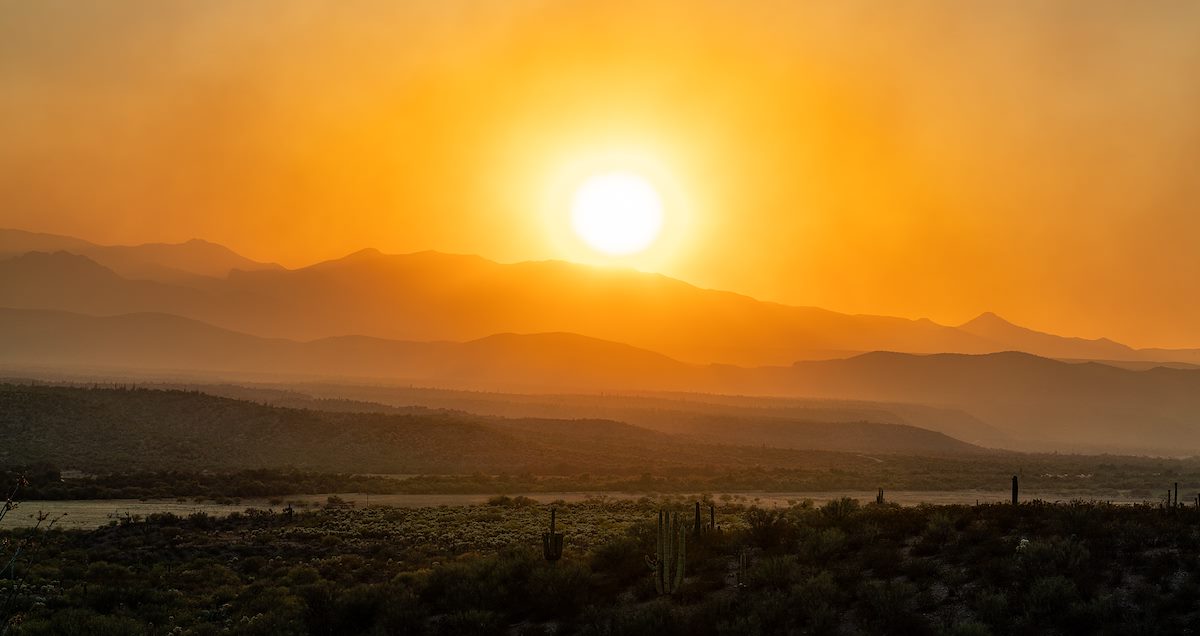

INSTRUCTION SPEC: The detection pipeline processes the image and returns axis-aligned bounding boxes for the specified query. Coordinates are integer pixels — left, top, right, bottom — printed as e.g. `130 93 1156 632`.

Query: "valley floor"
1 488 1177 530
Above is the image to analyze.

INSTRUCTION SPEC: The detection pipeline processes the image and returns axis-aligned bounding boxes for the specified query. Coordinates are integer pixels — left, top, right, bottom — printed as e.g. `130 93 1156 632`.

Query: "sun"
570 172 664 256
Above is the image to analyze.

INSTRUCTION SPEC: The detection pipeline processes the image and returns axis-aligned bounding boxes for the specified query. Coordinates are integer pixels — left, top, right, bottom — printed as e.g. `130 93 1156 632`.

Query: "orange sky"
2 1 1200 348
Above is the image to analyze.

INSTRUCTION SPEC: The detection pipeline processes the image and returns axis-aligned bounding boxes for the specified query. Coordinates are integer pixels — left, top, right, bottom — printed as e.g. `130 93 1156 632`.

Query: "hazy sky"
2 1 1199 347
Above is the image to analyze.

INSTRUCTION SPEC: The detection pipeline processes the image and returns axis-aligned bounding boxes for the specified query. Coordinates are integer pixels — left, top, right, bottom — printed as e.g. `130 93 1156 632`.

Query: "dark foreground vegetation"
4 497 1200 635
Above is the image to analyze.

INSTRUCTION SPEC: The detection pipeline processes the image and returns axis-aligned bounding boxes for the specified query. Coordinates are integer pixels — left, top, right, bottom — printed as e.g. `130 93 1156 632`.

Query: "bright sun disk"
570 172 664 256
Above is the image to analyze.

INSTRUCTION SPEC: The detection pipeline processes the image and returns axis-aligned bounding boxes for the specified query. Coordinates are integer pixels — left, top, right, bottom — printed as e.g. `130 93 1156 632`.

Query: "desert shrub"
526 561 594 619
902 556 940 583
743 508 791 551
717 589 791 636
420 548 541 618
920 511 957 545
858 579 927 635
431 609 505 636
577 600 685 636
972 590 1011 629
14 608 150 636
790 569 841 630
1022 575 1079 623
1017 536 1090 582
860 541 904 578
747 555 799 589
944 620 992 636
819 497 860 525
589 535 649 592
188 511 214 530
1065 593 1122 635
485 495 538 508
797 527 847 564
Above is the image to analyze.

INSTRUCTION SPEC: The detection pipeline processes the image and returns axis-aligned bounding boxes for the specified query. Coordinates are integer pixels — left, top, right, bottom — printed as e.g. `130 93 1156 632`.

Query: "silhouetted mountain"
173 383 1005 453
5 308 1200 454
775 351 1200 453
957 312 1138 360
0 246 997 365
0 228 280 281
0 307 698 392
5 232 1197 366
0 251 213 317
0 384 976 473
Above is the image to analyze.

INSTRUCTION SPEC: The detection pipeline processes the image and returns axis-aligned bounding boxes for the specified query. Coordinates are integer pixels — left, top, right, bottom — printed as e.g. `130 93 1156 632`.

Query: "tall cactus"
646 510 686 595
693 502 718 534
542 508 564 562
735 546 750 590
1011 475 1019 505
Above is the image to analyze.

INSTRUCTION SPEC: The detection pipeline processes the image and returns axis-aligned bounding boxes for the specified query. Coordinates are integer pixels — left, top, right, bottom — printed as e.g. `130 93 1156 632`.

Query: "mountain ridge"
5 307 1200 453
0 228 282 281
3 228 1199 366
0 384 981 472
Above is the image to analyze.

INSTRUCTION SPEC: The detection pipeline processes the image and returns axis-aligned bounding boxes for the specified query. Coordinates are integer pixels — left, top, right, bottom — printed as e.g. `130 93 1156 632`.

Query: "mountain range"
5 228 1200 455
0 228 280 282
1 228 1198 367
5 306 1200 454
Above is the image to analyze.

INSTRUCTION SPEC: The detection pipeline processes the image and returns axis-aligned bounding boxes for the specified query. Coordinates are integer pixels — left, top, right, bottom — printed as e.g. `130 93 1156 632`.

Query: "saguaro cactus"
735 546 750 590
1012 475 1019 505
542 508 564 562
694 501 702 537
876 488 885 505
646 510 686 595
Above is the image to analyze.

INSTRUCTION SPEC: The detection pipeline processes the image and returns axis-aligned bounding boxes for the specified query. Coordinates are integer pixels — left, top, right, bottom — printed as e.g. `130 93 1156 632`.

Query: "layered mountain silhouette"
4 384 978 472
776 352 1200 452
5 307 1200 454
0 228 280 282
0 308 692 391
7 230 1200 454
236 384 1007 453
2 230 1198 366
955 311 1196 363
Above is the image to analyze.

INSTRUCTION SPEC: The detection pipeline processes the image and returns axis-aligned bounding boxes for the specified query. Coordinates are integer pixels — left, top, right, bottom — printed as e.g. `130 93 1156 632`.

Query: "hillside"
0 385 979 474
957 312 1139 360
0 308 700 391
243 384 1009 449
0 228 280 281
775 352 1200 452
0 252 215 318
7 307 1200 453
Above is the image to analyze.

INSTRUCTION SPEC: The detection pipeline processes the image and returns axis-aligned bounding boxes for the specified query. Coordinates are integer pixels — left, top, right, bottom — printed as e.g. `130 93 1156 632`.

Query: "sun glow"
536 145 694 270
570 172 664 255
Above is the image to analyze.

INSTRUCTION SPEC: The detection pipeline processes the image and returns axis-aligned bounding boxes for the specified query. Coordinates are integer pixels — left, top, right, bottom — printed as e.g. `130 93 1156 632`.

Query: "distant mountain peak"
288 248 387 272
11 249 109 269
960 312 1012 329
0 228 281 279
